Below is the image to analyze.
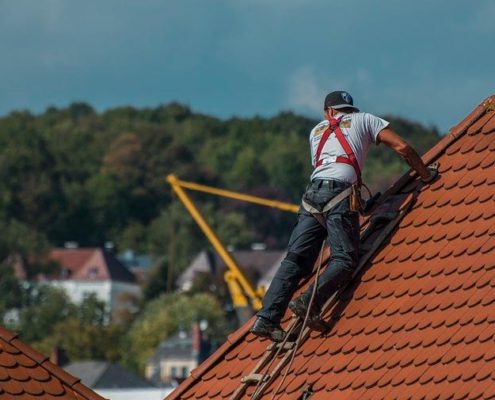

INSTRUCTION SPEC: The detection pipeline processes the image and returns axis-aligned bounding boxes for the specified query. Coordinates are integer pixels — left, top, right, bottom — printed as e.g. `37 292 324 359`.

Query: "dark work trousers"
257 179 360 324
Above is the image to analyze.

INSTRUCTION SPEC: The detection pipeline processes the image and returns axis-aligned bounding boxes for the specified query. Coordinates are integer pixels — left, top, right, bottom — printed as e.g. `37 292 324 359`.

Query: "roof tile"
166 97 495 400
0 327 106 400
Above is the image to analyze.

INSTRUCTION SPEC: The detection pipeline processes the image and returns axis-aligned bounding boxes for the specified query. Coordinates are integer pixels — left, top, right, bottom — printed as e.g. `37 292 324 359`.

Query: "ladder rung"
241 373 270 384
267 341 295 351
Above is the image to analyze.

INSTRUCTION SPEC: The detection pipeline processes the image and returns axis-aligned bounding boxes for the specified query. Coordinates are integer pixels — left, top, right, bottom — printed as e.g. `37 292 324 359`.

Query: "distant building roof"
64 361 154 389
148 329 211 365
177 249 285 291
0 326 105 400
45 247 136 283
166 96 495 399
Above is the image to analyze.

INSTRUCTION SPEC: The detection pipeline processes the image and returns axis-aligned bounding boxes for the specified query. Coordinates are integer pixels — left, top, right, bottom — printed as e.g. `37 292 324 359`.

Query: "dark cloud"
1 0 493 131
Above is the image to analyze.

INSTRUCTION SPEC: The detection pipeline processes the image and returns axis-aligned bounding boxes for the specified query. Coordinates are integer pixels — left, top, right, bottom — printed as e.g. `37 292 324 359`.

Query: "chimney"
50 347 69 367
192 322 201 358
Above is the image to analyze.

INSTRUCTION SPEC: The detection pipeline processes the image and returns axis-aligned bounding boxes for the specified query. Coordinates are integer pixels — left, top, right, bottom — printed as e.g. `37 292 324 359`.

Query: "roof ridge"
0 325 107 400
165 95 495 400
378 95 493 203
92 361 112 388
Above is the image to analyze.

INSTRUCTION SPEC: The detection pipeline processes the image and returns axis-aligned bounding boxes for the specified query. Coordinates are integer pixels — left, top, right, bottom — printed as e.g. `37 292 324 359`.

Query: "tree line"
0 102 441 374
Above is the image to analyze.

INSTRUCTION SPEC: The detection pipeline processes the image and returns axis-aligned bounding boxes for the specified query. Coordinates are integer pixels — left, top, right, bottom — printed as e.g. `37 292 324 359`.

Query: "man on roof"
250 90 438 342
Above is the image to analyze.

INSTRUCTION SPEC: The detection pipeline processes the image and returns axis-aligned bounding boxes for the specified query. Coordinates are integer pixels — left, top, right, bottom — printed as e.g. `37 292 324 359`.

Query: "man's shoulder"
345 111 370 120
346 112 386 127
310 120 329 137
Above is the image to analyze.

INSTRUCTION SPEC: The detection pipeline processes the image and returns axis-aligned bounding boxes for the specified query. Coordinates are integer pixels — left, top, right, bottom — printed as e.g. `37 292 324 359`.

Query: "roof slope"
177 249 285 290
0 326 106 400
166 95 495 400
48 248 136 283
65 361 154 389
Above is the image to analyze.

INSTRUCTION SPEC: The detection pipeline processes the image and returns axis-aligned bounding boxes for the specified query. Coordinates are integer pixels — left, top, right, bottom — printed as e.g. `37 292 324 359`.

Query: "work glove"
421 162 440 183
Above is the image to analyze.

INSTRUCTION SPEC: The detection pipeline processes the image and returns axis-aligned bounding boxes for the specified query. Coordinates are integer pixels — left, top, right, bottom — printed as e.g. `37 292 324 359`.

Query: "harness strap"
314 117 362 185
301 185 353 227
314 117 341 168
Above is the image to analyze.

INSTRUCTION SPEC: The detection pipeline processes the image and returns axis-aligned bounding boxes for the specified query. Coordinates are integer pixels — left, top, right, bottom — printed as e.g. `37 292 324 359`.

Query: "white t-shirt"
309 112 389 183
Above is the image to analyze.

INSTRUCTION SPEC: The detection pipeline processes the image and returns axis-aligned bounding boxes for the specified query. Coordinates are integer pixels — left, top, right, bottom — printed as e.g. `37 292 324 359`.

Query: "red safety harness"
314 116 362 185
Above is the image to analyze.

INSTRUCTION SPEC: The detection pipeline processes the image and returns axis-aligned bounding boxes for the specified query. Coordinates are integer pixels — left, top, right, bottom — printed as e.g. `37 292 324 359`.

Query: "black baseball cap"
324 90 359 111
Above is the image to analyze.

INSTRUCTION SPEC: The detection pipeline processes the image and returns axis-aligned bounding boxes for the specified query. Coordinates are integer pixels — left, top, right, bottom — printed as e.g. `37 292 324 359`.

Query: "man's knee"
285 251 316 270
329 249 358 272
274 251 315 282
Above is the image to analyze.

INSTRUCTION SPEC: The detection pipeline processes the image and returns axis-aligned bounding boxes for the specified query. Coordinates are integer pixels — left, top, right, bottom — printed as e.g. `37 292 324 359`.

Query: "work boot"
250 317 285 342
289 296 328 332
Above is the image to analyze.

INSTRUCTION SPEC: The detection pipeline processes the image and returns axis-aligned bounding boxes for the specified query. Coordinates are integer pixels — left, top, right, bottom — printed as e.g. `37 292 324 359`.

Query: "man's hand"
421 162 439 183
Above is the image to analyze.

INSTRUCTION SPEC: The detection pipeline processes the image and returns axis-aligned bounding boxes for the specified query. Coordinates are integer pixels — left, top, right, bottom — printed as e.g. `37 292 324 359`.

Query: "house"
17 247 141 320
176 248 285 292
0 325 106 400
118 249 154 284
64 361 155 389
145 324 213 386
166 96 495 400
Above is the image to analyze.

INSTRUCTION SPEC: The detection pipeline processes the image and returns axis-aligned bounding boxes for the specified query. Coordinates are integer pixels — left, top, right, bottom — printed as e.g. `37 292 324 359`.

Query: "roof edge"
92 361 112 388
165 94 495 400
0 325 107 400
166 320 254 400
379 95 494 202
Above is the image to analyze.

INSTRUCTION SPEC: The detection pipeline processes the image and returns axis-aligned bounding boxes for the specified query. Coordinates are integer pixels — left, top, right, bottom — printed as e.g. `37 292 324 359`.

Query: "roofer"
250 90 438 342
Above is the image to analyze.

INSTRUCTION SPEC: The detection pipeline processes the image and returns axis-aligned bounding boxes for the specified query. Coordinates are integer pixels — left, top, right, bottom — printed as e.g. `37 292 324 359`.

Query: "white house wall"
46 280 141 318
48 280 112 306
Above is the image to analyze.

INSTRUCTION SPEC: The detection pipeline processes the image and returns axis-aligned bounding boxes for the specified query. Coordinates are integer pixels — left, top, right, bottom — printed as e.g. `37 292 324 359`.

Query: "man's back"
309 112 389 183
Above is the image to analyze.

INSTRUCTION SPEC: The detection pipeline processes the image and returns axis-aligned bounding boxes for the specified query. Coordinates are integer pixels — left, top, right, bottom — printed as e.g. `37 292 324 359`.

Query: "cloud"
286 66 375 116
286 66 323 114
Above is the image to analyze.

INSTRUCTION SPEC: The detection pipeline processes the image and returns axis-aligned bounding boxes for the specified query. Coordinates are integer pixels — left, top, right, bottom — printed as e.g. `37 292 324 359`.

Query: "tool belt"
301 183 359 227
301 185 354 215
349 183 365 213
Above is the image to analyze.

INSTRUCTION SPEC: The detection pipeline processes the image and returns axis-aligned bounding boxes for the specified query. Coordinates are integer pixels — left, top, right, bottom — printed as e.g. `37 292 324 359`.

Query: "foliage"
142 260 170 302
122 292 227 372
34 318 124 362
1 281 120 362
0 265 22 316
31 293 124 362
15 285 73 343
0 102 441 278
0 102 441 372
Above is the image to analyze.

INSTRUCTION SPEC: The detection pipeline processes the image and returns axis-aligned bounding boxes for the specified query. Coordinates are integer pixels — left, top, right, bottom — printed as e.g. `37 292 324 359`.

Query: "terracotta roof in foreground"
166 95 495 400
0 326 107 400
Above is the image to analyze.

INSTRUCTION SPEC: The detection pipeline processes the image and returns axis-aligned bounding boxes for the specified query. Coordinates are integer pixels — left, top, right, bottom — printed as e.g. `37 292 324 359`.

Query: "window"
61 267 72 279
171 367 178 378
181 367 189 377
87 267 98 279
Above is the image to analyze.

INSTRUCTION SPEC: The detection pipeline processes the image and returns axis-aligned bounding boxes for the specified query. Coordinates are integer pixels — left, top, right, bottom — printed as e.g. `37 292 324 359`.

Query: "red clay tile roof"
166 95 495 400
0 326 107 400
47 248 136 283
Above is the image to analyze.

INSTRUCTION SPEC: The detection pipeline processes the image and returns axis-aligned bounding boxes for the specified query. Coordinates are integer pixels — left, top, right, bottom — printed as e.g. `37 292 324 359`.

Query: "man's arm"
377 127 433 181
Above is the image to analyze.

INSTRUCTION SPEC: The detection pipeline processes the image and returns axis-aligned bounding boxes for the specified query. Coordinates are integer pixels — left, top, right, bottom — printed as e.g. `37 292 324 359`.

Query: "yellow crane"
166 174 298 323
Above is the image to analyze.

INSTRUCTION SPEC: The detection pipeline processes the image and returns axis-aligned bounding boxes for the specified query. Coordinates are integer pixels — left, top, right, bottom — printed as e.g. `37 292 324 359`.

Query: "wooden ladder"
229 193 414 400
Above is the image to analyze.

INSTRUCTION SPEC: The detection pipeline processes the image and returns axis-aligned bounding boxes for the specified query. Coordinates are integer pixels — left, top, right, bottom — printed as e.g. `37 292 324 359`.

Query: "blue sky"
1 0 494 132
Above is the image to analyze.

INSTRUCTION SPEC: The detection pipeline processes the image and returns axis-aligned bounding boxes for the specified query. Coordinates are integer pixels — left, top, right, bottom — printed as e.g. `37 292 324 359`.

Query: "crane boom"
166 174 298 318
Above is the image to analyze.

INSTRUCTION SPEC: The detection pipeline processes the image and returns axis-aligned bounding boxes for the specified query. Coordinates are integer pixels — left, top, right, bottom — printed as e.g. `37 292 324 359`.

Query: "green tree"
0 265 22 317
16 285 73 343
34 319 124 362
123 292 227 372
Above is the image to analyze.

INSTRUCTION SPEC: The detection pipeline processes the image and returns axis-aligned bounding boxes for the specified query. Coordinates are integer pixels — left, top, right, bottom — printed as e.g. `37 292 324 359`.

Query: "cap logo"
341 92 352 104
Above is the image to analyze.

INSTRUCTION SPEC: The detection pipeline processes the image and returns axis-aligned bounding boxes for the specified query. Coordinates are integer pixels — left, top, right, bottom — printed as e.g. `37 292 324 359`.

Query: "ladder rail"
230 193 413 400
